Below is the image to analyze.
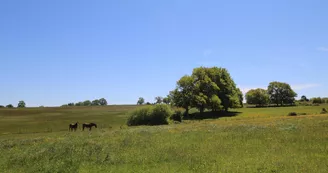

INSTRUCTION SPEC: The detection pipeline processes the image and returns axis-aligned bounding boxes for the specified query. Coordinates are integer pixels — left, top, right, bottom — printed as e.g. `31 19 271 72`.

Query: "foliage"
91 99 100 106
155 96 163 104
267 81 297 106
68 103 75 106
300 95 309 102
99 98 108 106
288 112 297 116
169 75 194 114
170 66 242 114
17 100 26 108
75 102 83 106
6 104 14 108
163 95 171 105
169 109 183 122
126 104 173 126
311 97 323 104
137 97 145 105
83 100 92 106
246 88 270 106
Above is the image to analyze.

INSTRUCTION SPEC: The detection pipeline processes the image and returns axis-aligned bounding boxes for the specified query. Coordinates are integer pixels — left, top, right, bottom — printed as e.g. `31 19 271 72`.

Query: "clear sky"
1 0 328 107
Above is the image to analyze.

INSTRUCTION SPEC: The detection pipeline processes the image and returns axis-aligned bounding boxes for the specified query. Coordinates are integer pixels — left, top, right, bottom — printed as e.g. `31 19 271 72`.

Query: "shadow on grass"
183 111 241 120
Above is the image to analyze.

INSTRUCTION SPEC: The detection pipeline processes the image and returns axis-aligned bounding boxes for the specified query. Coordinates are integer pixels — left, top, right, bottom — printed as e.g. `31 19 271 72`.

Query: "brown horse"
69 122 78 131
82 123 97 131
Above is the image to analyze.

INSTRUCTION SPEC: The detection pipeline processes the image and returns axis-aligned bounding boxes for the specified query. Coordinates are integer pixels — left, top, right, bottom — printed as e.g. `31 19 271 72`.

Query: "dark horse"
82 123 97 131
69 122 78 131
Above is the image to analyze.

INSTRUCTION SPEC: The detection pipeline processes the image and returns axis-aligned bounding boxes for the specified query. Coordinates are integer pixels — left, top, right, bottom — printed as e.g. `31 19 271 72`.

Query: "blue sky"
1 0 327 107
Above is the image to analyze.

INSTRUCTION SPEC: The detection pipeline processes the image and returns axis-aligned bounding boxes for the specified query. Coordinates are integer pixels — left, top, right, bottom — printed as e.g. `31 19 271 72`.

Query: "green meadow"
0 105 328 172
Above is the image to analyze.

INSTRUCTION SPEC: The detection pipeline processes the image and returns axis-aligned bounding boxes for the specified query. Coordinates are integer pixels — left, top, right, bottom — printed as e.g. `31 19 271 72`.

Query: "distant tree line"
0 101 26 108
61 98 108 107
245 81 298 107
137 96 172 105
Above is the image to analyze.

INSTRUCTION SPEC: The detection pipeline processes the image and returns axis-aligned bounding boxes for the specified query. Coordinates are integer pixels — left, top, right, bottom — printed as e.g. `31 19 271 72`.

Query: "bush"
0 105 4 108
320 108 327 114
127 104 173 126
170 109 184 122
288 112 297 116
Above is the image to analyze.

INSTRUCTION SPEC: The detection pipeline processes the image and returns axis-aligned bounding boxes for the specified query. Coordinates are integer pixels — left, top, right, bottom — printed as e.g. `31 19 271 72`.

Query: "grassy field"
0 105 328 172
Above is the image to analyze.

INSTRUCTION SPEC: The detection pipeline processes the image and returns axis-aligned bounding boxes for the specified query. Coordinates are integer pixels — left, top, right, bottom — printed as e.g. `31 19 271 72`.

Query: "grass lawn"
0 105 327 172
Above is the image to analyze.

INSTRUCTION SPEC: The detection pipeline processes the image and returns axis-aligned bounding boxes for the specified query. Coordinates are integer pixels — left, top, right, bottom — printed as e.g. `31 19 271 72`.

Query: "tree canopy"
246 88 269 106
17 101 26 108
267 81 297 106
155 96 163 104
170 66 242 114
137 97 145 105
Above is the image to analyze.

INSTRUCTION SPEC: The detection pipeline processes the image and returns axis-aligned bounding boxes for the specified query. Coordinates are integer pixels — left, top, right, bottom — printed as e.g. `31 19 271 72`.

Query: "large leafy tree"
191 67 220 113
246 88 270 106
170 66 241 114
267 81 297 106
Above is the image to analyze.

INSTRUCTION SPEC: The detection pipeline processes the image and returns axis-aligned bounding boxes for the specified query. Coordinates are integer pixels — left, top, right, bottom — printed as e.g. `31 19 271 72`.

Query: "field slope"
0 105 328 172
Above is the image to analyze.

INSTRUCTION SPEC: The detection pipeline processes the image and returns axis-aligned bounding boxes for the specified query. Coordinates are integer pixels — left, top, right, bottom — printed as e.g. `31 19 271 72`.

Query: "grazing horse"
69 122 78 131
82 123 97 131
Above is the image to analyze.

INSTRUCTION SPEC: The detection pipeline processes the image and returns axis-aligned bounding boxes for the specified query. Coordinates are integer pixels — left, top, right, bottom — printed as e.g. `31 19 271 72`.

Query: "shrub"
320 108 327 114
288 112 297 116
127 104 173 126
6 104 14 108
0 105 4 108
170 109 184 122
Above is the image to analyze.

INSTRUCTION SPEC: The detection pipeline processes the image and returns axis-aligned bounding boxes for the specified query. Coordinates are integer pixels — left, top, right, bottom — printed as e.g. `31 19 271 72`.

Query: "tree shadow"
183 111 241 120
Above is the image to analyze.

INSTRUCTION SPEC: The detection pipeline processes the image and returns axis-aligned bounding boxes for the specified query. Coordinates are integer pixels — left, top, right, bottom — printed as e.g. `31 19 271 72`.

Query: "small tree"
163 96 171 105
137 97 145 105
155 96 163 104
99 98 108 106
246 88 270 107
0 105 4 108
68 103 74 106
17 101 26 108
300 95 309 102
6 104 14 108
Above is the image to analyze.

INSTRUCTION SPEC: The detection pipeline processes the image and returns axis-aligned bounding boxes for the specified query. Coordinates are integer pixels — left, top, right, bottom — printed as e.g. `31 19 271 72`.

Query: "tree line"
61 98 108 107
137 96 172 105
0 101 26 108
245 81 297 107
